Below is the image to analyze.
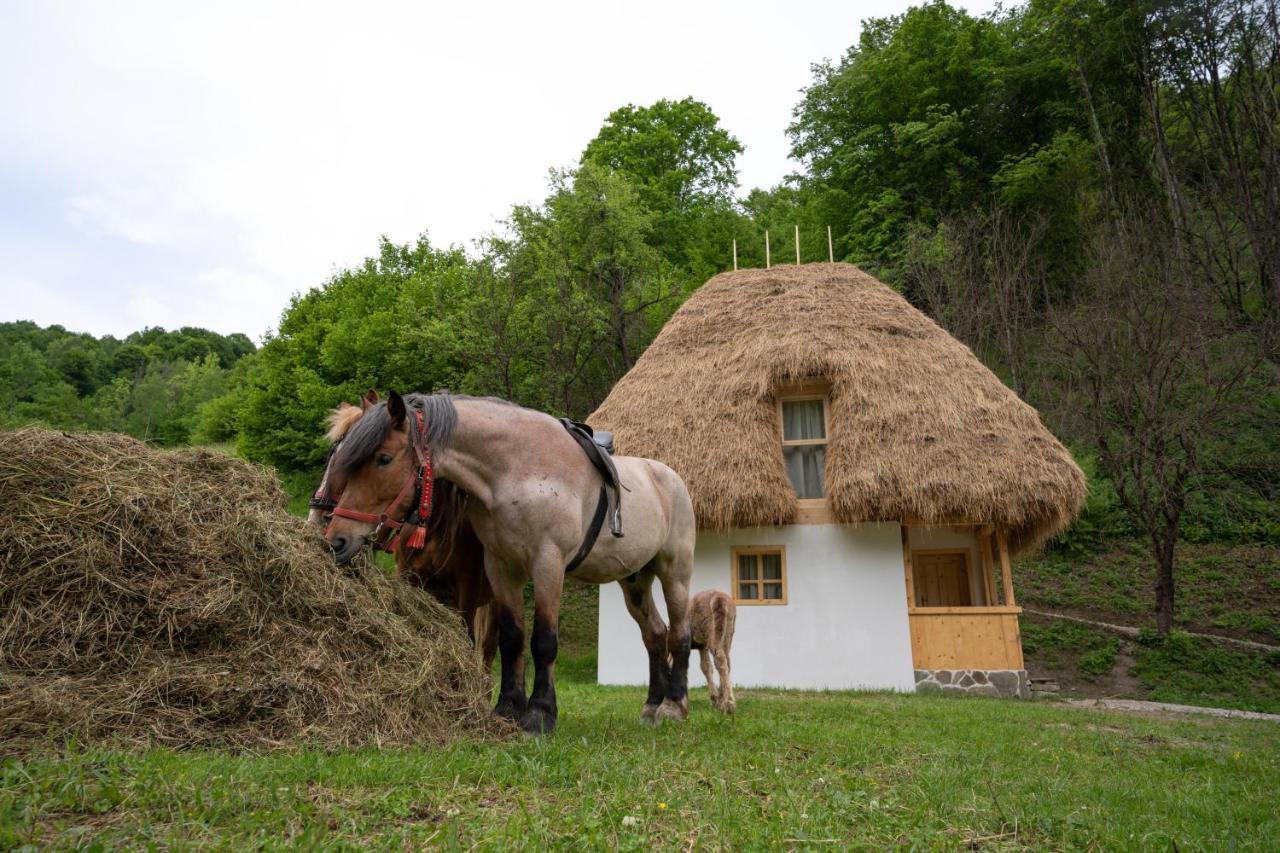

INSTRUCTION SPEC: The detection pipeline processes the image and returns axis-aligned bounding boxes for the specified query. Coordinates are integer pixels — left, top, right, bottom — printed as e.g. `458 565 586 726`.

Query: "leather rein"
321 409 434 554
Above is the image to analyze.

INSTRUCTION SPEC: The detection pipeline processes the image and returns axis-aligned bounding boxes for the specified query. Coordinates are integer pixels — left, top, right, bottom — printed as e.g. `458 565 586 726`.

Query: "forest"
4 0 1276 639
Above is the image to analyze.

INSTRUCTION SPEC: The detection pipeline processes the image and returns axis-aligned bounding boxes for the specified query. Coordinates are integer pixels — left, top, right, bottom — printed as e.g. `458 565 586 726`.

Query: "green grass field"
3 685 1277 850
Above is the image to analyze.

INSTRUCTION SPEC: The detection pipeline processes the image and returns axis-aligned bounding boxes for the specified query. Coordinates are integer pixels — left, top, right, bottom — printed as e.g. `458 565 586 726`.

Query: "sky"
1 0 998 341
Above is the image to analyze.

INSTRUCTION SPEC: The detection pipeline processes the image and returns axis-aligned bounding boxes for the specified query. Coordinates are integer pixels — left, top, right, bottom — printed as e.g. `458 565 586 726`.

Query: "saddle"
559 418 624 573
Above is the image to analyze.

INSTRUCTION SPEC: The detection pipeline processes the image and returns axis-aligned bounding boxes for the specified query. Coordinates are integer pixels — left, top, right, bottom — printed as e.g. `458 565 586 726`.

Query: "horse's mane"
332 392 458 480
326 403 364 443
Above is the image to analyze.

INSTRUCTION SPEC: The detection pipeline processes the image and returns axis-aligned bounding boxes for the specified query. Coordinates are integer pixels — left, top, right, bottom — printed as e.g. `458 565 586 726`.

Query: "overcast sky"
1 0 998 341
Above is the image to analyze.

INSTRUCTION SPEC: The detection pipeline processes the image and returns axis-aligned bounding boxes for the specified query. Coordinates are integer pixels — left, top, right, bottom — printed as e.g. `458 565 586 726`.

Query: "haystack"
0 428 504 753
591 263 1084 553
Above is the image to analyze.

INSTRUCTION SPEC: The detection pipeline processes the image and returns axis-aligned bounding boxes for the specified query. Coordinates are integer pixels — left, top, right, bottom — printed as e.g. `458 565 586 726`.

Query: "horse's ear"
360 388 379 410
387 390 406 427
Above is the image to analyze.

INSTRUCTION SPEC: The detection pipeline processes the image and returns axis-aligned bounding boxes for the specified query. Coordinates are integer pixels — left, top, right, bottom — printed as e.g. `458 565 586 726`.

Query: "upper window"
779 392 829 499
733 547 787 605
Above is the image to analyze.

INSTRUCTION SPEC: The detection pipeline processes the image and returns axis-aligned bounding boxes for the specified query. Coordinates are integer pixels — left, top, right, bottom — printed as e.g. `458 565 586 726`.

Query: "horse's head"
307 390 379 530
325 390 423 564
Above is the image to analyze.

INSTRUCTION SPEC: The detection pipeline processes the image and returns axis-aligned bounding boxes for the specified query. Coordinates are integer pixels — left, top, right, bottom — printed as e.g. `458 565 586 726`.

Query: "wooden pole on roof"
765 230 771 269
732 239 738 271
827 226 834 264
794 225 801 265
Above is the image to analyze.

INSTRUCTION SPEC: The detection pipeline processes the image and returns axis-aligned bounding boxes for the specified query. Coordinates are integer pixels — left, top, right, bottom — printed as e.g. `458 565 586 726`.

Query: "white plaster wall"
597 523 916 691
907 526 986 605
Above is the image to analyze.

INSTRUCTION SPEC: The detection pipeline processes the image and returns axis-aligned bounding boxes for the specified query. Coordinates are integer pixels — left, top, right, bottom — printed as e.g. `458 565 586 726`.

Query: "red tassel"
405 525 427 550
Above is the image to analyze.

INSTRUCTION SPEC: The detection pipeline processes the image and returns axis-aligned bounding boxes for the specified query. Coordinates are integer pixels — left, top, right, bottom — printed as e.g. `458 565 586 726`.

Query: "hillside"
1016 543 1280 713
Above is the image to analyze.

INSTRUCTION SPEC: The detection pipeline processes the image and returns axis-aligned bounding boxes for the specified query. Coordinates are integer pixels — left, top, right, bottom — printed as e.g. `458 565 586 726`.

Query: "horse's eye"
377 454 393 466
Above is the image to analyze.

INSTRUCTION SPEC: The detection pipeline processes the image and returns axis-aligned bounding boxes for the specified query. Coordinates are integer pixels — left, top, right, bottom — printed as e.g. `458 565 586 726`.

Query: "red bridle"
326 409 434 554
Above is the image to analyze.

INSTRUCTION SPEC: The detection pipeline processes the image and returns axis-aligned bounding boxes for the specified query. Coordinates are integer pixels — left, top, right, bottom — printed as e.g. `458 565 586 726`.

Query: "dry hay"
0 428 506 753
591 263 1085 553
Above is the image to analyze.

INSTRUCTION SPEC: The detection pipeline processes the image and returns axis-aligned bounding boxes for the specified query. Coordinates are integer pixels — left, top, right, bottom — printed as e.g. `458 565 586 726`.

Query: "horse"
689 589 736 713
324 390 696 735
309 392 497 669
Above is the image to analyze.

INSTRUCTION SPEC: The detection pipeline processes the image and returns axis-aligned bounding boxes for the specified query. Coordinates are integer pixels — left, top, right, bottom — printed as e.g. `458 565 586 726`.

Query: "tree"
481 164 678 415
789 1 1092 277
233 236 477 469
1049 208 1257 634
581 97 745 276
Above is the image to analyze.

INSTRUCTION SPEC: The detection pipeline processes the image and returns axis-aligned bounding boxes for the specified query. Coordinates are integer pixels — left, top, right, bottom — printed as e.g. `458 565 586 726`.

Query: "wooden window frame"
731 546 788 606
777 381 831 521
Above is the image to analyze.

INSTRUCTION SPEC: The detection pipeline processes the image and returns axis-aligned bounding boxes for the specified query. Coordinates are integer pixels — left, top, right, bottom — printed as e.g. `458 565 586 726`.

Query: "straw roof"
590 263 1084 554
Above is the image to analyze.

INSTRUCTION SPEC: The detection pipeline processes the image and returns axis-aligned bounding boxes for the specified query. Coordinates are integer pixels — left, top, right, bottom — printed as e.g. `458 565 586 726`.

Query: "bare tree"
1144 0 1280 354
1050 209 1257 634
904 208 1048 398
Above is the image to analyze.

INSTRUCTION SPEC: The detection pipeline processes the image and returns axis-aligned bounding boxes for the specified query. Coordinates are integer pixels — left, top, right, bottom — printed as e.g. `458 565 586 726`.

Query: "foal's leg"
714 649 735 713
486 555 527 722
619 571 669 723
698 647 719 708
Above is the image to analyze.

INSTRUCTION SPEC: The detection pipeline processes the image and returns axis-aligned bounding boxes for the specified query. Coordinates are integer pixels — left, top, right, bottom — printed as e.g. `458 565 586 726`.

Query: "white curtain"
737 553 758 600
762 552 783 600
783 400 825 499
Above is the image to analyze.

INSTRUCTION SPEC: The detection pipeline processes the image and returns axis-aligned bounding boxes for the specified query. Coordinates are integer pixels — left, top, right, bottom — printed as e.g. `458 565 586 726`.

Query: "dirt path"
1022 607 1280 652
1066 698 1280 722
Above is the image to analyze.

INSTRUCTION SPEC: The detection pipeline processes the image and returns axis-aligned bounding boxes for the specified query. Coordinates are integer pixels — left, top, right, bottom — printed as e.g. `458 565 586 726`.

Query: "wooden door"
913 552 971 607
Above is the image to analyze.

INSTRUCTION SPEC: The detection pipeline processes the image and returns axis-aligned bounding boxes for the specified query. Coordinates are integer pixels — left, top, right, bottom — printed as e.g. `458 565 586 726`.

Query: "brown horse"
310 393 497 668
324 391 696 735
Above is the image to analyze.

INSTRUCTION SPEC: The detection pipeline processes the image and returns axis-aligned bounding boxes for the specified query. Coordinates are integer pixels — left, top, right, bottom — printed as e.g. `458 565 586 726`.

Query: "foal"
690 589 736 713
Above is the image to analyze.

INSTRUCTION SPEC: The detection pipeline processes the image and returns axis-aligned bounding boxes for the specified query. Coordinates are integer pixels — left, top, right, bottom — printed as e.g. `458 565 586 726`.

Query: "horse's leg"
521 550 565 735
487 555 526 722
655 561 692 722
698 647 718 708
619 571 669 723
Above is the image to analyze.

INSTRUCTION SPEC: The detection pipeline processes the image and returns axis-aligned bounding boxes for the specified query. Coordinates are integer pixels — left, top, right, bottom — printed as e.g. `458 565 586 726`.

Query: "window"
779 392 829 499
733 547 787 605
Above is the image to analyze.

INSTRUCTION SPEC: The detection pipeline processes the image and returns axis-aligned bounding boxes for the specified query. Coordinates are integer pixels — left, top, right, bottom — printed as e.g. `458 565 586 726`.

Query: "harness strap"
565 485 608 574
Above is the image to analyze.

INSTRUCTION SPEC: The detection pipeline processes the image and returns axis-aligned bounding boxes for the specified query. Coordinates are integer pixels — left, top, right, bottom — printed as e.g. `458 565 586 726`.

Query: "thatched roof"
590 264 1085 553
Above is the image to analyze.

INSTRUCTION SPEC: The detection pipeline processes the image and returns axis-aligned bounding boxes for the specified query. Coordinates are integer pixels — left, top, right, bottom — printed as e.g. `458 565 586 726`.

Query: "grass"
3 685 1278 850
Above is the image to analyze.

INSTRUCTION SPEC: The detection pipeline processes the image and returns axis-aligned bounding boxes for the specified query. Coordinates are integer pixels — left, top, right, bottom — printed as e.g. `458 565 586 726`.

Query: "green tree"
234 237 476 469
789 0 1087 276
582 97 745 277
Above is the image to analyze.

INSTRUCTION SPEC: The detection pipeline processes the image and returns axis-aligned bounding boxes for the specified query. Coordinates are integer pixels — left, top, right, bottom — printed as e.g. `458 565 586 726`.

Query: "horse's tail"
714 591 736 654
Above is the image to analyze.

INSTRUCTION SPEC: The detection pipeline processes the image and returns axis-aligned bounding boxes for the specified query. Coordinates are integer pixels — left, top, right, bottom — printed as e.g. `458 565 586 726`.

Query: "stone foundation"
914 668 1030 699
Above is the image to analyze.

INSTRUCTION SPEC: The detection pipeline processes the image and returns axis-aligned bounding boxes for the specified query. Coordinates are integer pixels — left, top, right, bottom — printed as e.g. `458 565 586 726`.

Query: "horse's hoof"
494 698 525 722
640 703 660 724
655 698 688 722
519 706 556 736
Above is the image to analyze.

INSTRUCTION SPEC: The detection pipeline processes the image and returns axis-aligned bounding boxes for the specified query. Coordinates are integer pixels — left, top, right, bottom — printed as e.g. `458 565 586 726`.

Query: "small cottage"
590 263 1085 697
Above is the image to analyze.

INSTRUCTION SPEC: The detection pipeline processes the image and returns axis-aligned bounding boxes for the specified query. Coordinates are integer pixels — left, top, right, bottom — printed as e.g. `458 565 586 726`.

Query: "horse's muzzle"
328 533 365 565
